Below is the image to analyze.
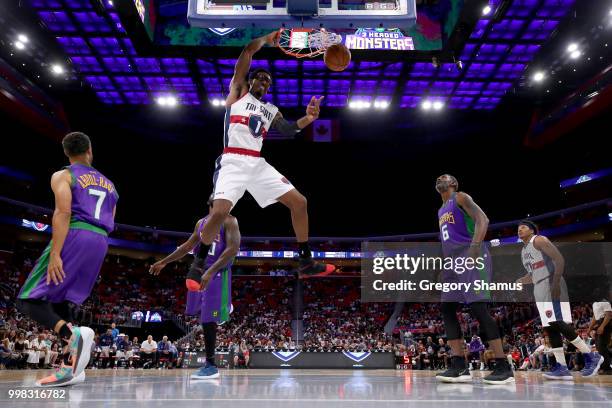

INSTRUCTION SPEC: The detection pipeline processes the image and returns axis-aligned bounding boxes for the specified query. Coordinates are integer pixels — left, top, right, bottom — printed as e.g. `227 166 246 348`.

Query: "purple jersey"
194 216 227 269
68 164 118 233
437 192 475 252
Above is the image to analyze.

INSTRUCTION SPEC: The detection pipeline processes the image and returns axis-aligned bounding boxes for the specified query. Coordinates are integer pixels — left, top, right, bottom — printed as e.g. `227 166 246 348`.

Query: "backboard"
187 0 417 29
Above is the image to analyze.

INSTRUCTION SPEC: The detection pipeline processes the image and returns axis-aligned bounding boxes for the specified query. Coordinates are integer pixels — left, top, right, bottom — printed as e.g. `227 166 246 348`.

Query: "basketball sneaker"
191 362 219 379
580 352 604 378
36 360 85 387
296 257 336 279
436 357 472 383
70 326 95 376
543 363 573 380
483 359 515 385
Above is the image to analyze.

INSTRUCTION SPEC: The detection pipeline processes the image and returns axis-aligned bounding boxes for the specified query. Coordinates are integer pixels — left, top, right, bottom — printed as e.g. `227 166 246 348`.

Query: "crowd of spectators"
1 242 607 372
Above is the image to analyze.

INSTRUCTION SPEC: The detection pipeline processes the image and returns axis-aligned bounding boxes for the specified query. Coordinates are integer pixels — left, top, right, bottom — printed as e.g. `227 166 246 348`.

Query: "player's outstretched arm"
226 32 278 106
47 170 73 285
200 216 241 290
149 219 203 275
271 96 324 136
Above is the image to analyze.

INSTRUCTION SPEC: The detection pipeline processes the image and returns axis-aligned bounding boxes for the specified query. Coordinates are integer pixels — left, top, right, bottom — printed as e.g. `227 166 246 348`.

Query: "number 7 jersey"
67 163 118 234
224 92 279 152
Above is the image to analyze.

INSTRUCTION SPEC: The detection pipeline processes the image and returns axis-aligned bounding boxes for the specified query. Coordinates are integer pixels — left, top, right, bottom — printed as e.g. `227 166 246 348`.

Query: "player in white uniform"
516 220 603 379
185 32 334 290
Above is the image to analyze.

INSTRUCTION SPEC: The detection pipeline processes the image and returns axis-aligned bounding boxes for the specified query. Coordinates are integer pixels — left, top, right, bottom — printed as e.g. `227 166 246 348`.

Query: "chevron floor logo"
342 351 371 363
209 28 237 36
272 351 301 362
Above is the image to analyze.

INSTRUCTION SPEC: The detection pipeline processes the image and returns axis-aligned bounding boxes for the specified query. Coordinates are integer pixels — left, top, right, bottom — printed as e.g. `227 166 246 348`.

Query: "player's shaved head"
435 174 458 193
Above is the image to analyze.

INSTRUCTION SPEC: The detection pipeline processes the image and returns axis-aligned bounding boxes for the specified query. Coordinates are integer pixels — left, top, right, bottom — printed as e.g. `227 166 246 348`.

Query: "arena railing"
0 195 610 244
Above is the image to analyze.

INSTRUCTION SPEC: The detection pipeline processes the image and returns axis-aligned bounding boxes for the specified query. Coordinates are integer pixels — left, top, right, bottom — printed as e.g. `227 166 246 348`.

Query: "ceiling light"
482 5 492 15
533 71 545 82
51 64 64 75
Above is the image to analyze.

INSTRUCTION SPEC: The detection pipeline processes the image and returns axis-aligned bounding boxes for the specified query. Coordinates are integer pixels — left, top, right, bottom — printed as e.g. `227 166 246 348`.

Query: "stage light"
17 34 29 43
51 64 64 75
157 96 178 107
567 43 578 53
570 50 581 59
375 100 389 109
362 102 371 109
348 101 357 109
211 99 220 106
432 101 444 110
422 100 432 111
14 41 25 50
482 5 492 15
533 71 545 82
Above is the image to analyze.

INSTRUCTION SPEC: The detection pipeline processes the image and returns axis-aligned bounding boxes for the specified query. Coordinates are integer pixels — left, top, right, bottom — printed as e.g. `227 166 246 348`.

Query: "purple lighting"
160 58 189 74
57 36 90 55
73 12 111 33
71 56 103 72
102 57 132 73
133 58 161 73
38 11 76 32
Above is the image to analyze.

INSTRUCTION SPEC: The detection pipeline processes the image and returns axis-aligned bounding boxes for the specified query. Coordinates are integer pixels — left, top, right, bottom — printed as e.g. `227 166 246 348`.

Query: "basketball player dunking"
16 132 117 387
434 174 514 384
150 197 240 379
185 31 334 290
516 220 603 379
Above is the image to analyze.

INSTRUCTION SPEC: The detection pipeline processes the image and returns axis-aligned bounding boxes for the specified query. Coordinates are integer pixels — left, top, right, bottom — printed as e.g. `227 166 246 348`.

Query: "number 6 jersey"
67 163 118 234
224 92 279 152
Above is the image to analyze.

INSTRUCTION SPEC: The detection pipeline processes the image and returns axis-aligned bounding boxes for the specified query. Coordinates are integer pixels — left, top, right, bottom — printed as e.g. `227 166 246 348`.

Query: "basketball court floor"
0 369 610 407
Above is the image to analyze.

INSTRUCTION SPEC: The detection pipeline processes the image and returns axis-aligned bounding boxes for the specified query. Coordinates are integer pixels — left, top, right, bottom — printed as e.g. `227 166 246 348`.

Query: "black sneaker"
436 357 471 383
186 257 205 290
483 359 515 385
296 257 336 278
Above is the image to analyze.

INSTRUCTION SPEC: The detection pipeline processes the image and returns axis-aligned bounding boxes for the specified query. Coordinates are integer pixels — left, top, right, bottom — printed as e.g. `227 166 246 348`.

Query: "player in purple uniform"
434 174 514 385
149 198 240 379
16 132 118 387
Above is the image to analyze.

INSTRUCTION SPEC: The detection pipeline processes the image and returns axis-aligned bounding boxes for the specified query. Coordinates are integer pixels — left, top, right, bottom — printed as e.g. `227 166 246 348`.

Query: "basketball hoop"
277 28 343 58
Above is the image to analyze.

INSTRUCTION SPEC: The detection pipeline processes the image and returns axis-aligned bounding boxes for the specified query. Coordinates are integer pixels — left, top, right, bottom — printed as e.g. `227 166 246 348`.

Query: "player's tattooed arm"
47 170 73 285
200 216 241 290
227 31 279 106
149 219 204 275
456 192 489 245
271 111 301 136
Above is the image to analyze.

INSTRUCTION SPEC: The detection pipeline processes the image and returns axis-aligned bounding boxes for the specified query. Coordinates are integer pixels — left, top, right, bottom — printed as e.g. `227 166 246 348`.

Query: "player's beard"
435 181 450 193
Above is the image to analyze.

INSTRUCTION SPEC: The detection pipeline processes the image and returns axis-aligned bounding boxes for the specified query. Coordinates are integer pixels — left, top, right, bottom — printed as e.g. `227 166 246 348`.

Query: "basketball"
324 44 351 72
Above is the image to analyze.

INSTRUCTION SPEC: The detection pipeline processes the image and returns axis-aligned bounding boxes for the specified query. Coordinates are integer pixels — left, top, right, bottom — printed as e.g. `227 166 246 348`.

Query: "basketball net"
277 28 343 58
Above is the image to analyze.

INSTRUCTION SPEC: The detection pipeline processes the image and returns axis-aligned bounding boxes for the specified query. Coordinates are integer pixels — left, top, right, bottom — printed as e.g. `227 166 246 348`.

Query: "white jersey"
224 92 279 152
521 235 554 284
